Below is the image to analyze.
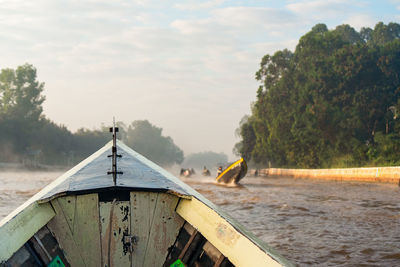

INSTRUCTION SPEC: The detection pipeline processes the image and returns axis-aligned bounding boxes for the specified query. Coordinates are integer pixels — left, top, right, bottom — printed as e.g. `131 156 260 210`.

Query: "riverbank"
254 167 400 184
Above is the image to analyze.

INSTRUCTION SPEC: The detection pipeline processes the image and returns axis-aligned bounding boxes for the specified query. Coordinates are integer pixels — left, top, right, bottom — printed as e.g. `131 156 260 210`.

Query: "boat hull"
216 158 248 184
0 141 292 267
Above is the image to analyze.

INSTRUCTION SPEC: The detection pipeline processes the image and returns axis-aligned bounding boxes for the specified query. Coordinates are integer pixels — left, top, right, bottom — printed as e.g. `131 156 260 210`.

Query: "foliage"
0 64 46 163
0 63 45 121
236 22 400 168
0 66 185 167
124 120 184 167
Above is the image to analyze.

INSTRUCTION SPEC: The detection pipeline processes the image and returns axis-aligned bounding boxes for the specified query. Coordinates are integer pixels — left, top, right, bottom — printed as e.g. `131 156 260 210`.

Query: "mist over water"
0 171 64 219
1 171 399 266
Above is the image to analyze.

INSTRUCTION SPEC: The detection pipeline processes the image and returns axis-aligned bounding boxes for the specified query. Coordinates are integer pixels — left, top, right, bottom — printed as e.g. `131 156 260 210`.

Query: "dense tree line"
0 64 183 167
235 22 400 168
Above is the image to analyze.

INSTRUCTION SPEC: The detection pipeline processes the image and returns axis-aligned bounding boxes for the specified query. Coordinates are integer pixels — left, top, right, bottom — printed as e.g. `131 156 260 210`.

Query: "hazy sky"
1 0 399 160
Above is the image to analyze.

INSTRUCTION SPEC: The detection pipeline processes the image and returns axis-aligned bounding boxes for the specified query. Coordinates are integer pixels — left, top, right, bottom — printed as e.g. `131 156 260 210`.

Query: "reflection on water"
1 171 400 266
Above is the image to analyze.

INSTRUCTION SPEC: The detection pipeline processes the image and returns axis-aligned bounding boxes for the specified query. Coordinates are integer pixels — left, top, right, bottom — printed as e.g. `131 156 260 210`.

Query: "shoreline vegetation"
0 63 185 168
2 23 400 171
235 22 400 169
0 65 228 169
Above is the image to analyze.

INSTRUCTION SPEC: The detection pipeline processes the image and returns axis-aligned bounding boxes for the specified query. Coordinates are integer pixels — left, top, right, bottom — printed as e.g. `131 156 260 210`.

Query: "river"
1 170 399 266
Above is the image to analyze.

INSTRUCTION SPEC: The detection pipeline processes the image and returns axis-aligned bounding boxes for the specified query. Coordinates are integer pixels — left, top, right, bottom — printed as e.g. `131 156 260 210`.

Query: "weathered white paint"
48 197 85 266
100 201 131 267
130 192 158 267
74 194 102 266
177 198 289 267
0 202 55 262
142 193 184 267
0 143 113 263
48 194 102 267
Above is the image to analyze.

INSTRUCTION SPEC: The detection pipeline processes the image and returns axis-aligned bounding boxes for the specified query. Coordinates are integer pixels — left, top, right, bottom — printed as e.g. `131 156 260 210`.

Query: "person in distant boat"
180 168 190 177
202 166 211 176
190 168 196 175
184 169 191 177
216 166 223 177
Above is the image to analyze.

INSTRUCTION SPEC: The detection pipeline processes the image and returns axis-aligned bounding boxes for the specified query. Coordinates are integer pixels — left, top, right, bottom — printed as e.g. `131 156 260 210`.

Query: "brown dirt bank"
253 167 400 184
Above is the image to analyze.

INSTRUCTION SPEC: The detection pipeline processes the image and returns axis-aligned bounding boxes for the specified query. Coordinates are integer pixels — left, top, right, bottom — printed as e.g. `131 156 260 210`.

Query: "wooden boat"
0 131 292 267
216 158 248 185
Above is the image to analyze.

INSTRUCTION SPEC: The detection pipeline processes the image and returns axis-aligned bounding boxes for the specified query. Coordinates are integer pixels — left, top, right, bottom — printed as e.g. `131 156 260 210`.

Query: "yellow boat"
0 129 292 267
216 158 248 185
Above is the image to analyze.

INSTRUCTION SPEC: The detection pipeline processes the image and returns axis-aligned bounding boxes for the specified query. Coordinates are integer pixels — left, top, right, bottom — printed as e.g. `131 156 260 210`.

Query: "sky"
0 0 399 160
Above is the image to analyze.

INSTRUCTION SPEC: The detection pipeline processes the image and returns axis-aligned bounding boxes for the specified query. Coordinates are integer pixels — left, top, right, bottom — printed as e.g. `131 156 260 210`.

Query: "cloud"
172 7 298 35
174 0 226 10
2 0 398 158
390 0 400 10
286 0 363 20
287 0 350 14
1 2 304 157
343 14 376 30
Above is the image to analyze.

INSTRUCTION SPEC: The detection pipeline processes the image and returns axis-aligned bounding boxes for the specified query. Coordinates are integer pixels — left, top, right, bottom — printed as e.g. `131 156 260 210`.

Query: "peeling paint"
122 206 129 222
122 228 130 255
216 223 240 247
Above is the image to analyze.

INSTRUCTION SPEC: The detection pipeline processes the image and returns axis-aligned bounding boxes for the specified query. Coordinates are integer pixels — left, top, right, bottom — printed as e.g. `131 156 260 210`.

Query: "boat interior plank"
142 193 184 267
0 202 55 263
130 191 158 267
100 200 131 267
56 195 76 233
31 226 70 267
48 194 102 267
178 228 198 259
48 197 86 266
73 194 102 267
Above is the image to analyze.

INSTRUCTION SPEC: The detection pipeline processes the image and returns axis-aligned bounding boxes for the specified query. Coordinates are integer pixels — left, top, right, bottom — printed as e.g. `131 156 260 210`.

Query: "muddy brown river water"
1 171 399 266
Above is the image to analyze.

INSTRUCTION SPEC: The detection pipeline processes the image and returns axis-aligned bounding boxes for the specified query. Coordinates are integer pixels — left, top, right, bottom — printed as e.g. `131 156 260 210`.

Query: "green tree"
233 115 256 161
0 64 46 161
0 64 45 121
125 120 184 167
236 22 400 168
369 22 400 46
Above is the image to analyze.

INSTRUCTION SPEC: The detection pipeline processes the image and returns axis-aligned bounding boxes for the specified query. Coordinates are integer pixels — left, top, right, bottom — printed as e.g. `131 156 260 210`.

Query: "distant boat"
180 168 195 178
216 158 248 185
0 133 291 266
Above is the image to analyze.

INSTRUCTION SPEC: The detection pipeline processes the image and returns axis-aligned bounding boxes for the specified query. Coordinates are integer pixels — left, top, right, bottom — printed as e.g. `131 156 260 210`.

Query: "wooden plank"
29 234 52 264
143 193 185 267
33 226 71 267
100 201 131 267
178 229 198 259
3 244 32 266
0 202 55 262
130 192 158 267
48 194 102 267
73 194 102 267
57 195 76 234
213 254 225 267
47 197 85 267
176 198 285 267
203 241 223 263
100 201 112 267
